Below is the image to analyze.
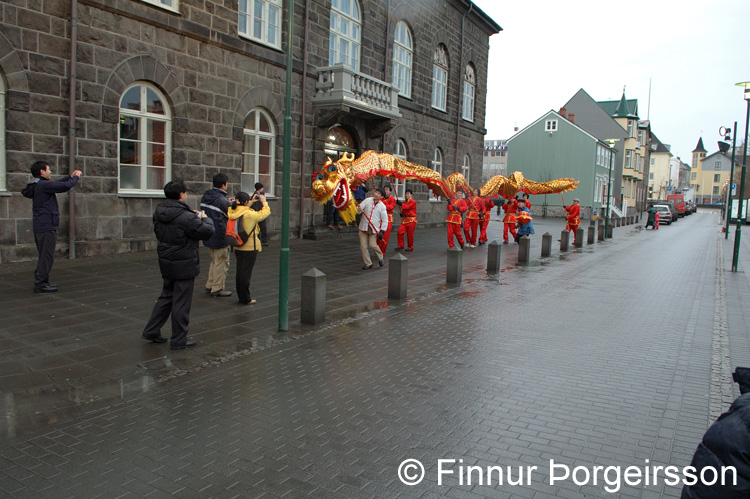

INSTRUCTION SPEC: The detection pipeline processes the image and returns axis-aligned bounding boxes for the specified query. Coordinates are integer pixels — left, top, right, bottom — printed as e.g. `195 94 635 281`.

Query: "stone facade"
0 0 499 262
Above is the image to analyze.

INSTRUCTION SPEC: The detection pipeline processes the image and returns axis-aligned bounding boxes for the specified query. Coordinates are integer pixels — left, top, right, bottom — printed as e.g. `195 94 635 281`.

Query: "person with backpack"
200 173 233 297
142 179 215 350
227 191 271 305
21 161 82 293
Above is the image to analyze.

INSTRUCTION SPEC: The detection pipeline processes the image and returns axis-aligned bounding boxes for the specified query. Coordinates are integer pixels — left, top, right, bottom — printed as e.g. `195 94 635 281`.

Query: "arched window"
431 44 448 112
118 82 172 194
243 108 276 196
462 154 470 184
323 126 357 160
0 76 6 192
462 64 475 122
238 0 281 49
329 0 361 71
392 139 407 198
392 21 413 98
430 147 443 202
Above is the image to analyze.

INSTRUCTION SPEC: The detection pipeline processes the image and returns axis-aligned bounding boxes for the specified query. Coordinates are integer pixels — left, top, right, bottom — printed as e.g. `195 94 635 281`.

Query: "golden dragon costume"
311 150 579 224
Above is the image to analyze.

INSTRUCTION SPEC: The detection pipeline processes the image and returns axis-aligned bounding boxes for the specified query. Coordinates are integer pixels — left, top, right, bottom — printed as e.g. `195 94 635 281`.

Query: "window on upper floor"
627 120 634 137
118 82 172 195
238 0 281 49
139 0 179 12
392 139 407 198
714 174 721 183
625 150 632 169
0 76 6 192
650 157 655 166
545 120 558 132
461 154 470 184
431 45 449 112
329 0 361 71
638 130 644 143
691 172 697 180
462 64 475 122
713 186 720 195
649 172 654 180
243 108 276 196
715 161 722 170
392 21 413 99
431 147 443 202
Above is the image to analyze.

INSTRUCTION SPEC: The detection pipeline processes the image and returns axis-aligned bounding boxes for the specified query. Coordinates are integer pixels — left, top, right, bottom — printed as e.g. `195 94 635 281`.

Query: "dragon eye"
316 173 324 181
327 164 338 173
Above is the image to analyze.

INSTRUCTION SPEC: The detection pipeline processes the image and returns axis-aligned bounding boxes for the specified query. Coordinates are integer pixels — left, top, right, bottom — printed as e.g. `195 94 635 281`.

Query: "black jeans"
142 278 195 347
34 230 57 287
326 203 340 226
235 250 259 303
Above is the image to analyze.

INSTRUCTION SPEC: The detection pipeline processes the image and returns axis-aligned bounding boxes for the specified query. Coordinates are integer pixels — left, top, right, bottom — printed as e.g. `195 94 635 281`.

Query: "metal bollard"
541 232 552 257
447 246 463 285
518 235 530 262
574 228 584 248
487 240 502 273
301 268 326 325
388 253 408 300
560 230 569 252
587 226 595 245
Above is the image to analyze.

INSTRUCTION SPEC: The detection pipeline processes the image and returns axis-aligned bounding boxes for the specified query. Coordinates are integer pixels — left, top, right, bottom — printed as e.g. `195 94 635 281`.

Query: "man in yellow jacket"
227 191 271 305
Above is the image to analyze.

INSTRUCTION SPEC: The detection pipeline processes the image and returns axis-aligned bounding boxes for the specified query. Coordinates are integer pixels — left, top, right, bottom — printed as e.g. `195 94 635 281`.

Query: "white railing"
607 197 624 218
312 64 401 120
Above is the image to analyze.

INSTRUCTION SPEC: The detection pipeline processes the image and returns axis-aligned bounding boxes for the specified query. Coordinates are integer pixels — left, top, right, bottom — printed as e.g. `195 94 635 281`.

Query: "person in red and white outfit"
446 189 468 249
377 184 397 254
357 188 388 270
395 189 417 251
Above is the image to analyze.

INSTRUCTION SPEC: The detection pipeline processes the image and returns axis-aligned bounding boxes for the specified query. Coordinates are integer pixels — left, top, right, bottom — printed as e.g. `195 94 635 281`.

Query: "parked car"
653 205 673 225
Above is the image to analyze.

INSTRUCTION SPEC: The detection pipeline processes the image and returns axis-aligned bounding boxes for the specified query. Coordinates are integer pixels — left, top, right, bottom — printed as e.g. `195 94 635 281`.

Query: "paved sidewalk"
1 209 749 497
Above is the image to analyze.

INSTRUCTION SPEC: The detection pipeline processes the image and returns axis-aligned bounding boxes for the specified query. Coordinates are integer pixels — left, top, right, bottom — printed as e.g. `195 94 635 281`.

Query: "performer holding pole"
478 195 502 245
562 194 581 244
446 189 468 249
377 184 397 254
395 189 417 251
463 188 484 248
501 196 519 244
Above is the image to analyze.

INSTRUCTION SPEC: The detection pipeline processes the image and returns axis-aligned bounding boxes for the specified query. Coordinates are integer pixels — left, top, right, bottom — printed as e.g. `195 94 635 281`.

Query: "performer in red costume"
446 189 468 249
501 197 519 244
478 196 502 245
463 188 484 248
521 192 531 210
377 184 398 254
564 198 581 243
395 189 417 251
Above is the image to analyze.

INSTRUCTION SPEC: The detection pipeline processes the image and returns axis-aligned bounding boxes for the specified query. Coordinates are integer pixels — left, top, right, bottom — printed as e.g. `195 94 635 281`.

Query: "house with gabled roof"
647 133 673 200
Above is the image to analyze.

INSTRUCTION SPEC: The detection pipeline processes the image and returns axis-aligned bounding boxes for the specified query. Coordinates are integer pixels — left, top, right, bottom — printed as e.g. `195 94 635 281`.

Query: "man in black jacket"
200 173 232 297
21 161 82 293
142 179 215 350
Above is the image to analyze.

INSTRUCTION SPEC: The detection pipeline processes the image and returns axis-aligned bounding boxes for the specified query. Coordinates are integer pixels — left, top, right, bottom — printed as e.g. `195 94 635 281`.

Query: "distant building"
647 134 673 200
694 149 735 203
482 139 508 181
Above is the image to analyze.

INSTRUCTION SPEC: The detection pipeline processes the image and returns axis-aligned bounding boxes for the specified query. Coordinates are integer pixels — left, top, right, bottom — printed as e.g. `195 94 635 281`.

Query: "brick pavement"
1 209 749 497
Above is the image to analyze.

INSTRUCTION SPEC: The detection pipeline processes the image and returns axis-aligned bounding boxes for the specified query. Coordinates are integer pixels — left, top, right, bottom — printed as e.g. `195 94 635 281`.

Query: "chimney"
568 113 575 123
559 107 567 118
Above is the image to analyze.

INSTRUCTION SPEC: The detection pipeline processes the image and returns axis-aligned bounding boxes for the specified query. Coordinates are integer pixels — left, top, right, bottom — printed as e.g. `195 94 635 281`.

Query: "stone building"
0 0 500 262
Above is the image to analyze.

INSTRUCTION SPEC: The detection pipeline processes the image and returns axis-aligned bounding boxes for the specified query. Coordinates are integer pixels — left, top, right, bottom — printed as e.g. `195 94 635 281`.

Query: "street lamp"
731 81 750 272
720 124 737 240
605 139 619 238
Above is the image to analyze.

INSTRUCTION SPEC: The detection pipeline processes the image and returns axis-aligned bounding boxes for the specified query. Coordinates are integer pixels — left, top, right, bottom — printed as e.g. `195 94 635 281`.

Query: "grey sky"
473 0 750 163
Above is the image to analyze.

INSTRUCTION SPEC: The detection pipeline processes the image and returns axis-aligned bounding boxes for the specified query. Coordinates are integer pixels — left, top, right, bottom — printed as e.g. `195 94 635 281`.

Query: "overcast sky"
472 0 750 162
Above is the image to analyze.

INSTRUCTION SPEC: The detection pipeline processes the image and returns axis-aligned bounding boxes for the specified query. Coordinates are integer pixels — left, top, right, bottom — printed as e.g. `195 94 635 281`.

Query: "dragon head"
311 152 358 223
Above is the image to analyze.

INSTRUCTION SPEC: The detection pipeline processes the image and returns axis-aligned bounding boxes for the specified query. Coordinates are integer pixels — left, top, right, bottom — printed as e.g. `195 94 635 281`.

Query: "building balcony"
311 64 402 136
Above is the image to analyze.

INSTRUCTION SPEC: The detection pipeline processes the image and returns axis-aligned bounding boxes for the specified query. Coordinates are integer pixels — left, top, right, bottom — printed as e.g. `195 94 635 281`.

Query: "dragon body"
311 150 579 223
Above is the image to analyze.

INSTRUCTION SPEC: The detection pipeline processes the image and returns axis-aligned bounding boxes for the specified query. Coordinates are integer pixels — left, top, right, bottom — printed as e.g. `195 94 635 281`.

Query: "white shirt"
357 197 388 234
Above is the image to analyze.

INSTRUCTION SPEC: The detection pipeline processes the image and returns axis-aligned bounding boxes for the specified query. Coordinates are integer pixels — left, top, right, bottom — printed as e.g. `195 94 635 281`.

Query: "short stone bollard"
447 246 463 285
301 268 326 325
587 226 595 245
574 228 584 248
607 223 613 238
541 232 552 257
560 230 570 252
589 219 596 227
388 253 408 300
518 235 530 262
598 223 605 241
487 240 502 273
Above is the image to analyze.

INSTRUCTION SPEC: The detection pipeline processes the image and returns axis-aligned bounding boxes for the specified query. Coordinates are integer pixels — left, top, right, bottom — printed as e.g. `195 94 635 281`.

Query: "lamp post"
731 81 750 272
605 139 619 237
720 124 737 240
278 0 295 331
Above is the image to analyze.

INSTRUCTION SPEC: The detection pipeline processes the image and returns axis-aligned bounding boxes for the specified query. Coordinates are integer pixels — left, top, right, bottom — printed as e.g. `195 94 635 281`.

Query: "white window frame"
431 45 448 112
329 0 361 71
545 120 558 132
0 77 5 192
715 161 722 170
392 21 413 99
627 120 634 137
238 0 282 49
461 154 470 184
392 139 407 199
118 82 172 196
138 0 179 13
625 150 632 169
461 65 475 122
242 108 276 197
430 147 443 202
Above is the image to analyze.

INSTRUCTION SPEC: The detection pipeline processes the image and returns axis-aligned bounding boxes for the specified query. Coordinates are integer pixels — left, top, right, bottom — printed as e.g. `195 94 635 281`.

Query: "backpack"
225 215 250 246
